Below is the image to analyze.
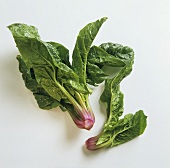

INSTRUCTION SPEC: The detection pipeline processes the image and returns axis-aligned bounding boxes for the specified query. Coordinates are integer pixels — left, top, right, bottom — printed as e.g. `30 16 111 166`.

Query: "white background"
0 0 170 168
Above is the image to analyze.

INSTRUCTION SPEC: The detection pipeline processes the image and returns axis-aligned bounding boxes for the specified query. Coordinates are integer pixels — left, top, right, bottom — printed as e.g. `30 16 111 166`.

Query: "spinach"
86 43 147 150
72 17 107 86
86 45 125 85
8 18 107 130
8 18 147 149
17 55 61 110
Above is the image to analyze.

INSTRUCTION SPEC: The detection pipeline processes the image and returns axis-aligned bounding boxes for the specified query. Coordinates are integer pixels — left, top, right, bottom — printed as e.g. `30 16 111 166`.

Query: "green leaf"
86 41 147 150
72 17 107 87
9 26 84 95
33 66 67 101
11 37 73 101
100 44 134 103
33 91 61 110
8 23 40 39
17 55 61 110
95 43 137 146
67 80 89 93
9 24 80 103
9 22 96 130
88 45 125 67
47 42 70 67
96 111 147 148
96 131 112 145
86 62 108 86
104 85 124 130
86 44 132 86
100 42 134 64
13 38 54 68
86 44 125 86
111 110 147 147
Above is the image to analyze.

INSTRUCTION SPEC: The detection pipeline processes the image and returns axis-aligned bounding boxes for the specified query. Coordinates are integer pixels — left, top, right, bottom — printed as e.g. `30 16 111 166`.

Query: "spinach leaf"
86 43 147 150
95 110 147 148
86 43 133 86
8 23 40 39
8 22 98 130
47 42 70 67
72 17 107 89
17 55 61 110
88 45 125 67
86 62 108 86
86 45 125 86
110 110 147 147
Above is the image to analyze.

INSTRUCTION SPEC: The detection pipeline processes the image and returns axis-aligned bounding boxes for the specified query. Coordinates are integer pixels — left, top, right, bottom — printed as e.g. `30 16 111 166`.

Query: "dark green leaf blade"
33 66 67 101
9 24 85 95
88 45 125 67
95 110 147 148
8 23 40 39
100 42 134 64
13 38 54 68
104 85 124 129
17 55 61 110
86 44 132 86
72 17 107 86
47 42 70 67
85 41 147 150
86 62 108 86
100 45 134 103
9 22 96 130
33 90 61 110
111 110 147 147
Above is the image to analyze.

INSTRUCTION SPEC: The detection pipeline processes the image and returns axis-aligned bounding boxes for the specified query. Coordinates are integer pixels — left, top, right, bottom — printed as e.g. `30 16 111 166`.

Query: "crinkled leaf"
9 25 72 103
98 44 135 141
100 42 134 64
8 25 75 84
100 45 134 103
33 91 61 110
33 66 67 101
88 45 125 66
86 41 147 149
111 110 147 147
8 23 40 39
86 44 132 86
45 42 87 94
104 85 124 130
9 22 95 130
17 55 61 110
96 111 147 148
9 25 86 95
72 17 107 87
16 38 52 67
67 80 89 93
86 62 108 86
96 131 112 146
47 42 70 67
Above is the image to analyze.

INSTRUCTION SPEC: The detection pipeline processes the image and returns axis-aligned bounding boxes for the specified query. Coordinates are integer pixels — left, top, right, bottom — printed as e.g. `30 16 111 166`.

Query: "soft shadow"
82 144 108 156
63 113 81 140
1 52 28 98
1 52 81 141
47 107 65 122
49 107 81 140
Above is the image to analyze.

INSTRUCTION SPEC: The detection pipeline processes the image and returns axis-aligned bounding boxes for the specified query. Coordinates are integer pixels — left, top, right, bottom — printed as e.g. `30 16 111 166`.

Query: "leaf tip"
100 17 108 23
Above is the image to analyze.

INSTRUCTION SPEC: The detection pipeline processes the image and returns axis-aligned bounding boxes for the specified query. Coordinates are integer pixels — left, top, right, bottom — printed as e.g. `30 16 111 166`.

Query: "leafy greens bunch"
8 17 108 130
8 17 147 150
85 43 147 150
